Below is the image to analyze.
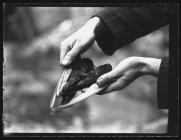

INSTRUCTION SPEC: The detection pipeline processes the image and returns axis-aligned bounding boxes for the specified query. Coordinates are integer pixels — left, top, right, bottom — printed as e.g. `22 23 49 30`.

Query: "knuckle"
60 45 64 52
127 56 138 62
76 38 81 44
60 42 66 48
128 56 137 60
65 52 73 60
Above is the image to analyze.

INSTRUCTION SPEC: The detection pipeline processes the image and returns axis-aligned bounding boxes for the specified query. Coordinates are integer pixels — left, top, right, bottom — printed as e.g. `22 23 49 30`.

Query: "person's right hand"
60 17 101 66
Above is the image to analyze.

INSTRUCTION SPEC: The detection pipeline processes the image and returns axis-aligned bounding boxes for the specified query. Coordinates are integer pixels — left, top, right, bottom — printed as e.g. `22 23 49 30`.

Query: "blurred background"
3 5 169 134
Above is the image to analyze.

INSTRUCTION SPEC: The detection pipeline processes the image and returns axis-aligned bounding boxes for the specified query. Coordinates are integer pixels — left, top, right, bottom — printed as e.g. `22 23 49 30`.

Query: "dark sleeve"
93 4 173 55
157 57 169 109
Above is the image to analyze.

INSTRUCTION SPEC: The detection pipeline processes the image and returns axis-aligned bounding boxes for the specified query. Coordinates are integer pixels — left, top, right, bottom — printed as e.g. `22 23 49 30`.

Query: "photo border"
2 0 179 138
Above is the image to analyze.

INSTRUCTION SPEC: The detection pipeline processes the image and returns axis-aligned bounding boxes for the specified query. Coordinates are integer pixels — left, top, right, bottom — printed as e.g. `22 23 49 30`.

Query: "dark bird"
60 57 94 105
56 57 112 105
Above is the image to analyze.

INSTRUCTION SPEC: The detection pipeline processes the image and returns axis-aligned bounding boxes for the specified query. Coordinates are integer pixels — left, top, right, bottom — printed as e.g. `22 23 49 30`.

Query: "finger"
96 57 137 87
106 79 129 93
96 67 123 87
97 77 129 95
97 72 140 95
97 79 120 95
61 43 82 66
60 42 70 65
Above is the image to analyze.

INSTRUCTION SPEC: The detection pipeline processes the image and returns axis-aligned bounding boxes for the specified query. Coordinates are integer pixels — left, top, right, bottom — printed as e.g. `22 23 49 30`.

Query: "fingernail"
97 78 104 87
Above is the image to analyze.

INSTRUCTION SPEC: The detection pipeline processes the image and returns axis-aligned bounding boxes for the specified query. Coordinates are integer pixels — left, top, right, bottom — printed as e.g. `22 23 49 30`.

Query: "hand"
60 17 101 66
96 57 161 95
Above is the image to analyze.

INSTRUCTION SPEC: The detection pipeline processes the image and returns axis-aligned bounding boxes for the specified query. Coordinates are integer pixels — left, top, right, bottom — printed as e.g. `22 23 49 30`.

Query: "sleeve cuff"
157 57 169 109
91 15 117 55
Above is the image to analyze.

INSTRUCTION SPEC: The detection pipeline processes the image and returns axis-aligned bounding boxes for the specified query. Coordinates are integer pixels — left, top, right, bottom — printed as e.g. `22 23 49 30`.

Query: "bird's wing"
57 68 72 96
50 83 107 114
50 68 72 108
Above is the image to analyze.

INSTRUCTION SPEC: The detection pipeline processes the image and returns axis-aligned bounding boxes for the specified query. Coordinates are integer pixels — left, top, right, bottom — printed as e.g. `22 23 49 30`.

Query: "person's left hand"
96 56 161 95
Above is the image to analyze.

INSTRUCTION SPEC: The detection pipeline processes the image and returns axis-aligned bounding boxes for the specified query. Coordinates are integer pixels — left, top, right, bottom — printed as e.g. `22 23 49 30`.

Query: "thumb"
61 44 82 66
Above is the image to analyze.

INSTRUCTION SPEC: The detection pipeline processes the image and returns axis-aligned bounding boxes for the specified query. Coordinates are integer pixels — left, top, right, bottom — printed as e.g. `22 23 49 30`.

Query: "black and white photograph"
2 3 179 136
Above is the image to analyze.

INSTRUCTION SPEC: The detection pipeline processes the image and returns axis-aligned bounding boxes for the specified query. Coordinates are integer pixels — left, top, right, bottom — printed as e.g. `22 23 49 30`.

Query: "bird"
51 57 112 107
60 57 95 105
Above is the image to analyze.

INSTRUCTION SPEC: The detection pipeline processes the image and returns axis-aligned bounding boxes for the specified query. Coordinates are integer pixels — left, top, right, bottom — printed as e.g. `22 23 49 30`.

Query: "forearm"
93 5 173 55
138 57 162 76
139 57 169 109
80 17 101 40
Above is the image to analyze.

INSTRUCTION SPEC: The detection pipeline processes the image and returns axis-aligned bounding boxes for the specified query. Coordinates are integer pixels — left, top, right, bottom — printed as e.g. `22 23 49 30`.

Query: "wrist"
83 17 101 39
87 17 101 28
138 57 161 76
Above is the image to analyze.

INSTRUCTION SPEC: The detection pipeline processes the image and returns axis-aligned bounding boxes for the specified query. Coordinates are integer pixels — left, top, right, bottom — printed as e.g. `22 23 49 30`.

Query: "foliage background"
3 6 169 133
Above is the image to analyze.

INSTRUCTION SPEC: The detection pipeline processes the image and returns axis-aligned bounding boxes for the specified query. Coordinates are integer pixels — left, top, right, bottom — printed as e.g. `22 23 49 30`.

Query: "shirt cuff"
91 16 117 55
157 57 169 109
